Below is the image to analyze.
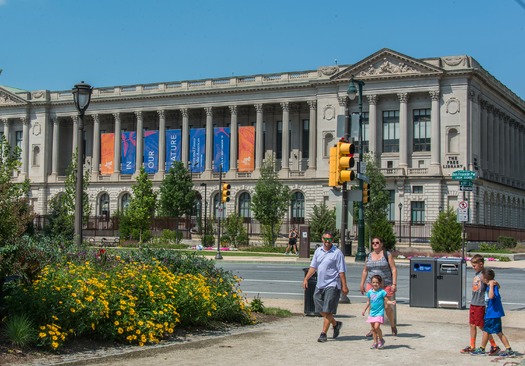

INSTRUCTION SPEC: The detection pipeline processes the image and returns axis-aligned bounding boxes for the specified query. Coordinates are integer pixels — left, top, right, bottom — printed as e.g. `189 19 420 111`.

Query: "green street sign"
451 170 477 180
460 180 473 187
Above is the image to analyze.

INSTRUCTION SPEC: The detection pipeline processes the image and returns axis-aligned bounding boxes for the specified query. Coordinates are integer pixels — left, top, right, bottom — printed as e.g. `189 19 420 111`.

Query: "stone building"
1 48 524 230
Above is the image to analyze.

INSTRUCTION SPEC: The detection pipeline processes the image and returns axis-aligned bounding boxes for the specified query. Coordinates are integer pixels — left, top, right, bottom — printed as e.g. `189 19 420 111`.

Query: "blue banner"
189 128 205 173
144 130 159 174
213 127 230 172
165 129 181 170
121 131 136 174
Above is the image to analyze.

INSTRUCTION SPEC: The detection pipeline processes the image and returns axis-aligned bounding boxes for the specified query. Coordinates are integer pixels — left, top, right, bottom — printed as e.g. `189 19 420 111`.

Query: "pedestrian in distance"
460 254 500 355
285 227 298 255
359 236 398 336
362 275 397 349
302 231 348 343
471 268 515 357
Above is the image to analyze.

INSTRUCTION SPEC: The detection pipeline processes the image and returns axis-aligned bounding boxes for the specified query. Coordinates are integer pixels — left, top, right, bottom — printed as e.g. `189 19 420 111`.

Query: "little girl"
362 275 396 349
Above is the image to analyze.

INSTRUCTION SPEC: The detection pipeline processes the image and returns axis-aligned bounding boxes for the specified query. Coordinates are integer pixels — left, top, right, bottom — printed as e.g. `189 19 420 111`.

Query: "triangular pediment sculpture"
332 48 443 81
0 87 28 106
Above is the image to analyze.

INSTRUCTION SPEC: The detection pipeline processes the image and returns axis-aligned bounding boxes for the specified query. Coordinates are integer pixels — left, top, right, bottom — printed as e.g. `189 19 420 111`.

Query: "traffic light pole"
354 79 367 262
216 164 223 260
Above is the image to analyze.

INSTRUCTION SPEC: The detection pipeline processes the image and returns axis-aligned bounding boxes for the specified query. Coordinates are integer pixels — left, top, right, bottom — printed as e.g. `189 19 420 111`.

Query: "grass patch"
261 307 292 317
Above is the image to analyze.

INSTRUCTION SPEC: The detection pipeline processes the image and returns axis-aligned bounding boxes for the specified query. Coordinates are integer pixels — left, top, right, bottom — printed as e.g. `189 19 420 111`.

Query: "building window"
324 132 335 158
276 121 282 159
291 191 305 224
15 131 22 149
412 186 423 194
413 109 431 152
411 201 425 223
387 190 395 221
238 192 251 218
99 193 110 217
121 193 131 212
213 193 220 219
32 145 41 167
302 119 309 158
362 112 370 153
447 128 459 153
382 110 399 153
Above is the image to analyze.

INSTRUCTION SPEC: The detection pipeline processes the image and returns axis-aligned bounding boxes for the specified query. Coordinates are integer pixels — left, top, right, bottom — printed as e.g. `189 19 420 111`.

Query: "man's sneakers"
317 333 327 342
460 346 474 354
471 347 487 356
333 321 343 339
499 348 515 357
488 346 501 356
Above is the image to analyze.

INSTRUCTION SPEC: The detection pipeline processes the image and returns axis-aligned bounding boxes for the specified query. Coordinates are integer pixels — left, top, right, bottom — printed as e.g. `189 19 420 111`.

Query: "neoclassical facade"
1 48 524 229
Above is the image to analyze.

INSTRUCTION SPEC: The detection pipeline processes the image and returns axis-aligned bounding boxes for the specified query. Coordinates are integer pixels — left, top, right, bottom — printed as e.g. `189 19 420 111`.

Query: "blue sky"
1 0 524 99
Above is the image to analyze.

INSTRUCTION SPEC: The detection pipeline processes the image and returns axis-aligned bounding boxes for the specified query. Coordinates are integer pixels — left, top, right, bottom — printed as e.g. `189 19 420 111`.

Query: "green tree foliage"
158 162 196 227
45 151 91 239
308 203 338 243
222 213 249 248
369 217 397 251
430 207 462 252
120 167 157 243
251 158 290 246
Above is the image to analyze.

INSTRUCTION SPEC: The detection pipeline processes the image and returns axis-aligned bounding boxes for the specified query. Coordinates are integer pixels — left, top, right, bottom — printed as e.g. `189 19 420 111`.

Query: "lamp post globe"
72 81 93 246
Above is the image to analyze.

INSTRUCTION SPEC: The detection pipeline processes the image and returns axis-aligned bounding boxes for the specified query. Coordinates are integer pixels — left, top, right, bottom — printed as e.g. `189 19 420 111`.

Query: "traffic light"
362 182 371 204
328 140 356 187
221 183 231 203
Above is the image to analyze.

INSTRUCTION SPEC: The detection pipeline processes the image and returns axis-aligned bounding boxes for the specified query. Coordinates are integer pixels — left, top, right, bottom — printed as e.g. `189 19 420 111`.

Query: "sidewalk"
24 255 525 366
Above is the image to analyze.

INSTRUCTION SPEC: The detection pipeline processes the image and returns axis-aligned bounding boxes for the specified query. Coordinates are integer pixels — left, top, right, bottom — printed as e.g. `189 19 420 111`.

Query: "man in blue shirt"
302 231 348 342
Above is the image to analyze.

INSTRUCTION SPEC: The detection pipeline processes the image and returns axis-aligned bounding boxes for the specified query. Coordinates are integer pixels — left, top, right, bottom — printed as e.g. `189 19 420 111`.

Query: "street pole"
74 115 84 247
355 79 366 262
216 165 223 260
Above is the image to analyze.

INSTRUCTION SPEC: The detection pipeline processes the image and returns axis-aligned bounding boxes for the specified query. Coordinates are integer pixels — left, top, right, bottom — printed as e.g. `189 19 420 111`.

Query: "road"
218 261 525 311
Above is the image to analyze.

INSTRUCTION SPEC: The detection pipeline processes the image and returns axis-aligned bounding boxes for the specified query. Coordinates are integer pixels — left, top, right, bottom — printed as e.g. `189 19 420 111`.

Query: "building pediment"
332 48 443 81
0 87 28 106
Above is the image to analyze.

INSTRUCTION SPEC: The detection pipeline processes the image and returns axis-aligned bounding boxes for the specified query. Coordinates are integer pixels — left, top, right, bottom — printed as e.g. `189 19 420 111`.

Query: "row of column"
2 116 30 178
479 100 525 181
51 101 318 178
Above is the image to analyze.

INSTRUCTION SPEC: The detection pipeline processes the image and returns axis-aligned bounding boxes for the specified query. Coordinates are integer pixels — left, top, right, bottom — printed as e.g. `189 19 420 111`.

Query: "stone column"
51 117 60 178
113 112 121 176
487 106 494 173
307 100 317 171
1 118 10 146
205 106 213 172
229 105 238 172
157 110 166 175
91 114 100 179
480 100 488 174
513 121 519 180
181 108 189 168
255 104 264 170
430 90 441 174
72 116 78 156
135 111 143 174
21 115 30 177
505 116 511 179
398 93 408 173
367 95 378 156
280 102 290 173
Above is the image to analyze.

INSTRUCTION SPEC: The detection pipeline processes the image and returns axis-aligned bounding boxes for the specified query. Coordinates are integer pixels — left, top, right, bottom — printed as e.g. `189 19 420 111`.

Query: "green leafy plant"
430 207 462 253
497 236 517 249
222 213 249 248
308 204 338 243
2 314 36 348
250 295 265 313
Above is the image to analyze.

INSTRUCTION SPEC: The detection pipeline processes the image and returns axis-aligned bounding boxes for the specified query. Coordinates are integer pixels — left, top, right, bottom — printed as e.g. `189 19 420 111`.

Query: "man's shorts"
313 286 341 314
483 318 502 334
469 305 485 327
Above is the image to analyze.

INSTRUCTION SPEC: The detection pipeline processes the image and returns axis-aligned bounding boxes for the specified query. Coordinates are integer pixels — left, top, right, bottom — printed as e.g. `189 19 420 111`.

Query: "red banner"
238 126 255 172
100 133 115 175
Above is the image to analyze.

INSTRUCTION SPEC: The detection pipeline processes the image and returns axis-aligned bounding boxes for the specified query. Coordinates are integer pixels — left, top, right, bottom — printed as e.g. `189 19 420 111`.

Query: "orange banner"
238 126 255 172
100 133 115 175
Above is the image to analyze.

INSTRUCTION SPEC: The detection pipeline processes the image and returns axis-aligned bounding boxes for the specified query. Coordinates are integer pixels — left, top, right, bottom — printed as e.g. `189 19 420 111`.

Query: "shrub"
2 314 36 348
222 213 249 248
497 236 517 249
479 242 500 252
160 229 183 244
430 208 462 253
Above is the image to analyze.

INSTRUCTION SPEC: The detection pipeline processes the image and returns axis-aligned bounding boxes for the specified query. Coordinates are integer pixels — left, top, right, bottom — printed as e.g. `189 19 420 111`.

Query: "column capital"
21 116 29 125
2 118 9 126
113 112 121 121
307 100 317 110
468 88 477 101
135 111 143 120
337 96 348 107
280 102 289 111
204 106 213 117
429 90 440 101
397 93 408 103
72 115 79 124
367 95 378 105
157 110 165 119
229 105 238 115
181 108 188 118
255 103 264 113
92 114 100 123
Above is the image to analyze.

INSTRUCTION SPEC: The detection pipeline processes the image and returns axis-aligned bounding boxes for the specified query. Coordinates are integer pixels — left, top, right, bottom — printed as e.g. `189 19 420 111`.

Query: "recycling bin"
409 257 437 308
436 258 467 309
303 268 320 316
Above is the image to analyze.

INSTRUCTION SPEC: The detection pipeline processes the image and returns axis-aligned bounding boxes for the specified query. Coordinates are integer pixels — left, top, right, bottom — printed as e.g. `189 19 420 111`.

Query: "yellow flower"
118 328 124 334
71 293 77 297
39 332 47 338
116 311 122 316
114 321 119 326
52 342 59 349
70 308 76 313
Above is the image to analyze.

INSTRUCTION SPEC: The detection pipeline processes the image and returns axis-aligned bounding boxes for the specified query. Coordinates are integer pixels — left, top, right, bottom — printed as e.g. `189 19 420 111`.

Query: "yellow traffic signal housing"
362 182 371 204
328 140 356 187
221 183 231 203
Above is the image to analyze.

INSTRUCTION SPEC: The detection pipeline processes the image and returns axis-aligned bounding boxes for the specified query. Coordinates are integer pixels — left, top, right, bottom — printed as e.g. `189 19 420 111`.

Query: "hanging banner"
165 129 181 170
189 128 205 173
144 130 159 174
100 133 114 175
213 127 230 172
121 131 137 174
238 126 255 172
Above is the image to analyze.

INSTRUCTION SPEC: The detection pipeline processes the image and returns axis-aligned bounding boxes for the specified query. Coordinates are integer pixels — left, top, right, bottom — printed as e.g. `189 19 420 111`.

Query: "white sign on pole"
457 208 469 222
458 200 469 209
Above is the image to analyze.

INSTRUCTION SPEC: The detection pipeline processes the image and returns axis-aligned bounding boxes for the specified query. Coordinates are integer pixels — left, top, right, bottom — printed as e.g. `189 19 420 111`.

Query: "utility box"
436 258 467 309
299 225 310 258
409 257 437 308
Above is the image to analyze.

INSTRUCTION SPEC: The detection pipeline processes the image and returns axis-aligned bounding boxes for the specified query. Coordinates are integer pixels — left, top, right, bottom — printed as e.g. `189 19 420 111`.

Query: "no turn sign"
459 200 468 209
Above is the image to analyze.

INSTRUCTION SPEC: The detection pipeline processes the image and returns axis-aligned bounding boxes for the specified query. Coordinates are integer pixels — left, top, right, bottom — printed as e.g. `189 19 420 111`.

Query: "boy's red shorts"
469 305 485 327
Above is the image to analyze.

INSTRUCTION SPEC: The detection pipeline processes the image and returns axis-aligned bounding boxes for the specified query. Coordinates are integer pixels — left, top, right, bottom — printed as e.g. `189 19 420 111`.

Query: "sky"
1 0 524 100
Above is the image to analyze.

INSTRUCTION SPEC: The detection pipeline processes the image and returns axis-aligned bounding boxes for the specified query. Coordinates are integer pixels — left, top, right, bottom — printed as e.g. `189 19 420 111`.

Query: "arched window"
121 193 131 212
447 128 459 154
213 193 221 219
99 193 110 217
291 191 305 224
238 192 251 219
324 132 335 158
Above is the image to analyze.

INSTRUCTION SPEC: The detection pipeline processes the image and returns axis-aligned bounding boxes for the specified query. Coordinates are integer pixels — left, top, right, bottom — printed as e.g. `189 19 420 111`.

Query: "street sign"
460 185 473 192
460 180 473 187
458 201 468 209
457 208 469 222
357 173 369 183
452 170 477 180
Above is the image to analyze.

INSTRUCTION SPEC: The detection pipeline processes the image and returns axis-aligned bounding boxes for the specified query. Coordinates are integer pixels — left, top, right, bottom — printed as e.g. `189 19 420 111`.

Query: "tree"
222 213 249 248
251 157 290 246
308 203 338 243
121 167 157 243
158 161 196 231
45 150 91 239
430 207 462 253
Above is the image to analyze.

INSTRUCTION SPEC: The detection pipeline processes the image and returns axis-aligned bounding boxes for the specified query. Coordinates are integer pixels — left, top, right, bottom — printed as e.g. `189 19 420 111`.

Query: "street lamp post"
347 76 366 261
72 81 93 246
398 203 403 244
200 182 207 245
